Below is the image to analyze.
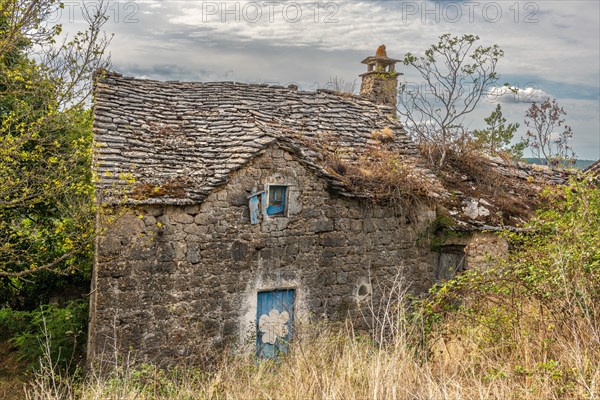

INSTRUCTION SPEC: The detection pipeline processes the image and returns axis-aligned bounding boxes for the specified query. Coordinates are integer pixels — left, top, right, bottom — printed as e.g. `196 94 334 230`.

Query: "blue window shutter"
249 195 260 224
256 289 295 358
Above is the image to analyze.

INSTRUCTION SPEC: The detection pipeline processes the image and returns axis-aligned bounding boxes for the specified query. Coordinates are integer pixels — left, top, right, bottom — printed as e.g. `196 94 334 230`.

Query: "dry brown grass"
370 127 395 144
22 272 599 400
0 342 28 400
21 319 598 400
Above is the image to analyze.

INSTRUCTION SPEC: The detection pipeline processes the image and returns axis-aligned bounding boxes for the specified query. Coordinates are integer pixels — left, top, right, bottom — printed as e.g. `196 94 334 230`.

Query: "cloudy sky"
61 0 599 159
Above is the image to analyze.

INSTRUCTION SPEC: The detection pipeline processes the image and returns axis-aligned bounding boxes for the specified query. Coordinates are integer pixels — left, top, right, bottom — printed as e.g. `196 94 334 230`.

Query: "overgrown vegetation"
425 176 599 398
0 0 109 385
15 178 598 400
320 132 544 227
0 301 87 368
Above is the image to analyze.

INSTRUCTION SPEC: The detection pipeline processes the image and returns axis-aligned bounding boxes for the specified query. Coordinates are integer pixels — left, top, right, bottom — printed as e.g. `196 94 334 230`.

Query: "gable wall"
88 146 438 366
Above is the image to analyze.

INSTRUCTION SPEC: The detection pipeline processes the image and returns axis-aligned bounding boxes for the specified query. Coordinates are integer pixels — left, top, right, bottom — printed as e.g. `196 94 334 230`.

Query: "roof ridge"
584 159 600 174
95 69 400 121
96 69 305 92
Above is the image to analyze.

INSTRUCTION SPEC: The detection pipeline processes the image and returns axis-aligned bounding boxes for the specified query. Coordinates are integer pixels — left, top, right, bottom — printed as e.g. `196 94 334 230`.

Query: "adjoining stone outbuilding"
87 47 571 366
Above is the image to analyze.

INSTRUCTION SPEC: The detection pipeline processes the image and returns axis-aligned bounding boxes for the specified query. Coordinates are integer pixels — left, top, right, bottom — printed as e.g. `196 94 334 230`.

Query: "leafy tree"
398 33 504 168
524 98 575 168
473 104 525 158
0 0 110 308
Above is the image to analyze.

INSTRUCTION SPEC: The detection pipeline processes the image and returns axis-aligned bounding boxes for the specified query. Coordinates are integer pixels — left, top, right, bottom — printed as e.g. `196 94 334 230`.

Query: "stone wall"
88 145 437 366
437 232 509 281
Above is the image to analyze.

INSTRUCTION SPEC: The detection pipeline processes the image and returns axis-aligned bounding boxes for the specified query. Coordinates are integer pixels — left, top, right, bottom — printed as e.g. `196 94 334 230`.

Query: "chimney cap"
376 45 387 57
361 45 400 65
361 55 401 65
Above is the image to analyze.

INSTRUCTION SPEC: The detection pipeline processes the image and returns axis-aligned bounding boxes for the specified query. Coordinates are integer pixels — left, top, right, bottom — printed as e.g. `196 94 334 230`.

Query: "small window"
267 186 287 216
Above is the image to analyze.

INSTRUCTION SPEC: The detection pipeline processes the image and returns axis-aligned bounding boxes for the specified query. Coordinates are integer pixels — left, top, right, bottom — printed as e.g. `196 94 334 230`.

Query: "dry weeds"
21 272 599 400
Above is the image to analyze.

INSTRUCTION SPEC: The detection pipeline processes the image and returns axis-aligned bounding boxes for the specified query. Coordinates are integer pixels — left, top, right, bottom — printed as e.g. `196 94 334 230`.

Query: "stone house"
87 47 569 365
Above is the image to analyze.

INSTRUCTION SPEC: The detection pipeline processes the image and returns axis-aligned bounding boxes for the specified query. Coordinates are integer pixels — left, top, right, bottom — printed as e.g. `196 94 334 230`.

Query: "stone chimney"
359 45 401 115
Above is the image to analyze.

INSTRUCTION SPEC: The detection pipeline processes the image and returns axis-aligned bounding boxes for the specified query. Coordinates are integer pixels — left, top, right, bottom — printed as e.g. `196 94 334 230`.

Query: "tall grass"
23 275 598 399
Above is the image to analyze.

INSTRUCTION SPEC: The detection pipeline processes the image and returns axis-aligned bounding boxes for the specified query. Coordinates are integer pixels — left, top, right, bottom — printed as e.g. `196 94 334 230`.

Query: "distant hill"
524 158 596 170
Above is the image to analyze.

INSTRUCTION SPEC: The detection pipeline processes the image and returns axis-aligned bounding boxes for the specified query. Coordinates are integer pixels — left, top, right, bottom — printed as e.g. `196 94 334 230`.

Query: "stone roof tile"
93 71 419 205
584 160 600 176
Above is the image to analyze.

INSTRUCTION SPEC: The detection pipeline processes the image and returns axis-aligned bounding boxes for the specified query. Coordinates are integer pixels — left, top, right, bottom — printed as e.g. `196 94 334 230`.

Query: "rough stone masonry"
88 145 437 364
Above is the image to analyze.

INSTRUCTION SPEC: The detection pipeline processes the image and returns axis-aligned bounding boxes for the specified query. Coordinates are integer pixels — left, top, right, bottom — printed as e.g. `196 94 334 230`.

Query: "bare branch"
0 250 76 278
398 34 503 168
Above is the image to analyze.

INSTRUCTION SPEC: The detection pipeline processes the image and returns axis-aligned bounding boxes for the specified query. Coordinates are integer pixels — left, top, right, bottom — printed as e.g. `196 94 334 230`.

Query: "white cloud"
487 86 552 104
157 1 599 85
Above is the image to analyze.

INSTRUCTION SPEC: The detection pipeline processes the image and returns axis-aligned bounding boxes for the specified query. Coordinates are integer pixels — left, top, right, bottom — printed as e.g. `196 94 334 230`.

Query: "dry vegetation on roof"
306 131 443 211
132 177 193 200
315 134 558 228
324 147 440 204
437 144 541 226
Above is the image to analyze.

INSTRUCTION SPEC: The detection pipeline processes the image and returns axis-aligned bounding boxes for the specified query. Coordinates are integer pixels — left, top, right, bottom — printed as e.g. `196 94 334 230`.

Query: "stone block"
230 241 249 261
312 219 334 233
171 213 194 224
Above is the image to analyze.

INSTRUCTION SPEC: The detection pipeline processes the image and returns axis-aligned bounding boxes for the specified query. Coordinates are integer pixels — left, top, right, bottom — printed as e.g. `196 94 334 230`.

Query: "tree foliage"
524 98 576 168
0 0 110 307
398 33 504 167
473 103 525 158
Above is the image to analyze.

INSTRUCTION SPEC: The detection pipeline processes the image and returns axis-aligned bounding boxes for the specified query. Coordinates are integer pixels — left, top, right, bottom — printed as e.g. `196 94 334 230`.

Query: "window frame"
265 185 288 217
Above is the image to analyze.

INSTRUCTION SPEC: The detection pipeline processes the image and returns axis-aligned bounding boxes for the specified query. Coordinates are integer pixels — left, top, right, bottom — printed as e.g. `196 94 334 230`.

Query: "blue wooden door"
256 289 295 358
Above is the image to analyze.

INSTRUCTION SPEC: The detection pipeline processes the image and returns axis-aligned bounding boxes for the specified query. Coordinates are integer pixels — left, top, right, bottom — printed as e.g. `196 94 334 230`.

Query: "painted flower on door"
258 309 290 344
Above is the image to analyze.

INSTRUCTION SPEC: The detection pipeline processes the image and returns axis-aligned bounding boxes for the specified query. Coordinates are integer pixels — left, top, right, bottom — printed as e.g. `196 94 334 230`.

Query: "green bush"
424 176 600 398
0 300 88 370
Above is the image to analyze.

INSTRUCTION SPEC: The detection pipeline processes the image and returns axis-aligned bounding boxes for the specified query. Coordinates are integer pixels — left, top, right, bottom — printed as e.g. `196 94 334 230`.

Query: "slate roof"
584 160 600 176
444 155 574 231
92 70 425 205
